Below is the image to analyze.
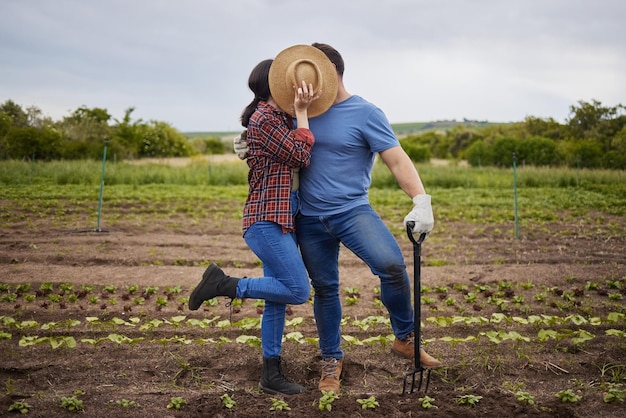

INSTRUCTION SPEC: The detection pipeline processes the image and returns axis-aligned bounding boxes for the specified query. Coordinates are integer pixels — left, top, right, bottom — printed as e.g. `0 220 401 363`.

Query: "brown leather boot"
318 358 342 393
391 332 442 369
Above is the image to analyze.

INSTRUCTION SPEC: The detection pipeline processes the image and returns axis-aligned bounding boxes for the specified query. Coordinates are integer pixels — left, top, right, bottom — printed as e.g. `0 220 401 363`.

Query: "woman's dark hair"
312 42 344 76
240 59 273 128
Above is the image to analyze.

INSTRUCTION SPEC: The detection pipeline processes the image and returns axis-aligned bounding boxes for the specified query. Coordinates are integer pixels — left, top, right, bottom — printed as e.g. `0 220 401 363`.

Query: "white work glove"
233 130 249 160
404 194 434 235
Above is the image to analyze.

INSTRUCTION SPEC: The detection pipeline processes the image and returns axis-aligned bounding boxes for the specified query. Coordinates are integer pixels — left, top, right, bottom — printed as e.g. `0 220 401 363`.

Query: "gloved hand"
233 130 249 160
404 194 434 235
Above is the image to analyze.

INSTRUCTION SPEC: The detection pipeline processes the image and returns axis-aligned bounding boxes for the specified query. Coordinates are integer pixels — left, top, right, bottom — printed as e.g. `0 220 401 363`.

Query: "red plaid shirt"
243 101 314 234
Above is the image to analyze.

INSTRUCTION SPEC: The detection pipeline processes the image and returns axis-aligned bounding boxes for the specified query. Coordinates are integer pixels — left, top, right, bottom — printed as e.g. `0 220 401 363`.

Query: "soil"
1 206 625 417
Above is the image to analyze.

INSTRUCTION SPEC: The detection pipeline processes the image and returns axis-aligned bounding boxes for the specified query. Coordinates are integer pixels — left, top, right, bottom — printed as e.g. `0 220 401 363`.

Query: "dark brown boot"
259 357 305 396
188 264 239 310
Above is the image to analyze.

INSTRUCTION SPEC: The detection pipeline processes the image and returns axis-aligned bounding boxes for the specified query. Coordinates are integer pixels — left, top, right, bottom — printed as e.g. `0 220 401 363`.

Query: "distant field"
184 120 506 140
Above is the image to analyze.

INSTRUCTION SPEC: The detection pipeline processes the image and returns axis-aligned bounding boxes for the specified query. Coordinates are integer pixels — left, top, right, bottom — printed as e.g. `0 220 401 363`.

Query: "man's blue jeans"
296 204 414 360
242 221 310 358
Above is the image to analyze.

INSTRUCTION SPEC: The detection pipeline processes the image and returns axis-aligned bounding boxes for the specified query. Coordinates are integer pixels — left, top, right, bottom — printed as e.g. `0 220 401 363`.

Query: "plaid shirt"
243 101 314 234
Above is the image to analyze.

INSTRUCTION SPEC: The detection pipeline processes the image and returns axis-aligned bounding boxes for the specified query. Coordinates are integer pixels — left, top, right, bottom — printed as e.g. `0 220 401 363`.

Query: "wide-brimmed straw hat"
269 44 338 118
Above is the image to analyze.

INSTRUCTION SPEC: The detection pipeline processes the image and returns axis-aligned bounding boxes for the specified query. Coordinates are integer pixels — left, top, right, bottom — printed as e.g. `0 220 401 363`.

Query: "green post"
96 137 109 232
513 152 519 240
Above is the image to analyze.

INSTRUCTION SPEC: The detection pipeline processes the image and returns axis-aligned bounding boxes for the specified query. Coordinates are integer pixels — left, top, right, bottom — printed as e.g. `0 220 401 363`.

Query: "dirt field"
1 204 625 417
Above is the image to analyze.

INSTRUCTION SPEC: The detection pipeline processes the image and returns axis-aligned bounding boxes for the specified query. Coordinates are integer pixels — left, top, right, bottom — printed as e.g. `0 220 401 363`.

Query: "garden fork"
402 221 432 395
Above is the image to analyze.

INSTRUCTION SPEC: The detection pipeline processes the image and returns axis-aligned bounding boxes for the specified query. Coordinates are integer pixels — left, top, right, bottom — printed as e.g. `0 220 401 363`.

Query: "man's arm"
379 145 426 198
379 145 434 234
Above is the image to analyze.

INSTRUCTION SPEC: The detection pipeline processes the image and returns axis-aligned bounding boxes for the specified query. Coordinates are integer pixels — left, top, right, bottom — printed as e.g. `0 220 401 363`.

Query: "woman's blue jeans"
241 219 310 358
296 204 414 360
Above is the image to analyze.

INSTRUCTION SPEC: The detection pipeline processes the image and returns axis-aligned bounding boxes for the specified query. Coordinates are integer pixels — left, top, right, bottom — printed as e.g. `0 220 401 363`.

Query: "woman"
189 53 328 395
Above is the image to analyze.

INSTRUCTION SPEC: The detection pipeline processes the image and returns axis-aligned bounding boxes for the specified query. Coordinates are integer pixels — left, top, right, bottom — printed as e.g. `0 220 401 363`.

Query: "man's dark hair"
312 43 344 76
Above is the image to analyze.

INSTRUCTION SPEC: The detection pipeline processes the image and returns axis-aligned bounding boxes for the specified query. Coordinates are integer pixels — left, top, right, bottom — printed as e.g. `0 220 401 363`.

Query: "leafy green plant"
103 285 117 294
166 396 186 410
60 394 84 412
220 393 236 410
114 399 140 409
418 395 437 409
270 397 290 411
457 394 482 407
515 391 535 405
345 296 359 305
39 283 54 293
318 390 339 411
555 389 582 403
356 395 379 410
603 386 625 403
8 400 32 414
156 296 168 307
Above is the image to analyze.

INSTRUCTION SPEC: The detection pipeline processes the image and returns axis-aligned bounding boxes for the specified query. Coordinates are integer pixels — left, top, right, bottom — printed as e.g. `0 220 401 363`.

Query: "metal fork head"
402 368 431 395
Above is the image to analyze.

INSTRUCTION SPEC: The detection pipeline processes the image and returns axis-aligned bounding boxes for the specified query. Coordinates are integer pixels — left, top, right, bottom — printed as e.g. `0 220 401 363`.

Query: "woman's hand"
293 80 321 113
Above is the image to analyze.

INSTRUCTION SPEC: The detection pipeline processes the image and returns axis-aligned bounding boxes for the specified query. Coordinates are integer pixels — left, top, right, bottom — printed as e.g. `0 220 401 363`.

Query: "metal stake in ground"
65 137 110 234
402 221 431 395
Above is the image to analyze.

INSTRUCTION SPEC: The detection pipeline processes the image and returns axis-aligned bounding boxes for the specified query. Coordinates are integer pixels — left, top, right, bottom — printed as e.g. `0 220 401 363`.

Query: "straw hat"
269 44 338 118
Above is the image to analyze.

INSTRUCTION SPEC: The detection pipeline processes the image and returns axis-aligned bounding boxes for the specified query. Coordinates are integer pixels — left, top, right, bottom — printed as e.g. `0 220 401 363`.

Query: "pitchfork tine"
401 222 431 395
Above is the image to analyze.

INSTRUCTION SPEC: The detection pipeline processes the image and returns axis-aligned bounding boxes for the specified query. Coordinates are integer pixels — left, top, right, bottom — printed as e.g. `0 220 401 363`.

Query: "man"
235 42 442 394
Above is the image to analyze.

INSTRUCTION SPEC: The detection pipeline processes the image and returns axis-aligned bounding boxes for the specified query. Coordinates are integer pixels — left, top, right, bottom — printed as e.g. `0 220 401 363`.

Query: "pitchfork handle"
406 222 427 244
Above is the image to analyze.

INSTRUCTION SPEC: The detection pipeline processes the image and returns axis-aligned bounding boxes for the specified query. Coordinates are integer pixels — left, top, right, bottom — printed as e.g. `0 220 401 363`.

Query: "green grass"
1 160 624 230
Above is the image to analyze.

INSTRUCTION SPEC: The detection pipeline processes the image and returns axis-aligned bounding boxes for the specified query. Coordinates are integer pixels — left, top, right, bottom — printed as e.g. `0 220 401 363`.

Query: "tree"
139 121 194 158
523 116 565 140
492 137 519 167
464 139 493 167
58 106 113 159
448 128 482 158
567 99 626 152
519 136 561 166
112 107 144 159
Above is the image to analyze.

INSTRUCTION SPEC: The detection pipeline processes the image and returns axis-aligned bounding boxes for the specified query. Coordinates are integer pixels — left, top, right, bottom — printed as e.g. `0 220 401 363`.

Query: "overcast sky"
1 0 624 132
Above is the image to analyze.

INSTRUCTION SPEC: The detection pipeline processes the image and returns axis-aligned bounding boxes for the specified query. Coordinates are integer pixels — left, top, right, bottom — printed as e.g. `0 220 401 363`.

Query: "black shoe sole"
188 263 219 310
259 383 305 396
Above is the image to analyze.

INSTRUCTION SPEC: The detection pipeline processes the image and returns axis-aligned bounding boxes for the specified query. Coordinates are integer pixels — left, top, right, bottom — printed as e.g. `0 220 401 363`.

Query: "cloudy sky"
1 0 624 132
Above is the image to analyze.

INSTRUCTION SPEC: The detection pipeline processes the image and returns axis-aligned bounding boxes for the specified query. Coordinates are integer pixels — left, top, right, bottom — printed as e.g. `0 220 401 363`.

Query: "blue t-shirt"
299 95 399 216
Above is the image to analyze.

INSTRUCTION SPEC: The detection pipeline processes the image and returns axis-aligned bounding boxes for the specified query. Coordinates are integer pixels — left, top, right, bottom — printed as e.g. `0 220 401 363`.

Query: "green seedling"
515 391 535 405
457 394 482 407
1 294 17 303
103 285 116 293
318 390 339 411
345 296 359 305
270 398 290 411
603 387 625 403
165 285 182 295
356 395 379 410
220 393 236 410
344 287 360 297
143 286 159 295
167 396 186 410
8 400 32 414
39 283 54 293
60 395 84 412
114 399 139 409
419 395 437 410
555 389 582 403
15 284 31 293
